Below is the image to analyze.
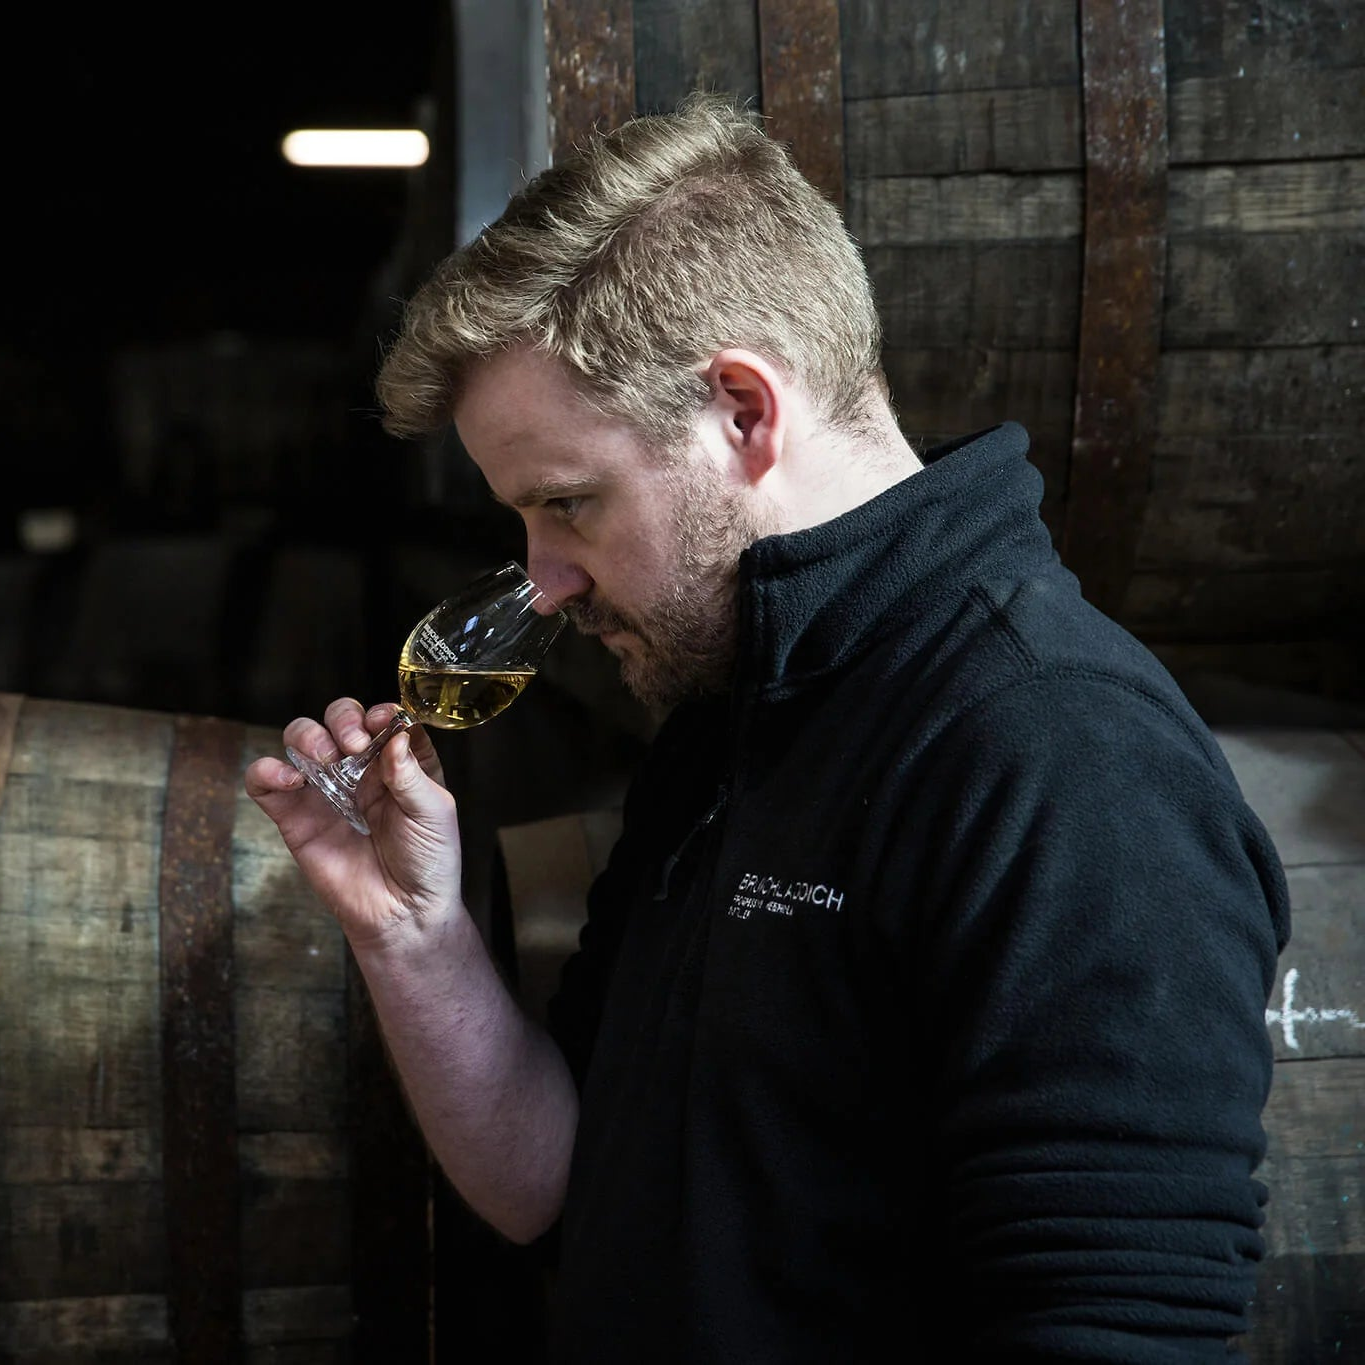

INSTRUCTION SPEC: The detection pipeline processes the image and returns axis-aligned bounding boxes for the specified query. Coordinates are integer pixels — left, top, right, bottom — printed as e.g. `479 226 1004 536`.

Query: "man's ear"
702 349 786 486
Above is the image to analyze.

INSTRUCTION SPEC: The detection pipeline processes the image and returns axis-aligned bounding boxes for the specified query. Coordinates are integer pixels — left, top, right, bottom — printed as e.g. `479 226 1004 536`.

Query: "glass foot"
284 709 415 837
286 745 372 835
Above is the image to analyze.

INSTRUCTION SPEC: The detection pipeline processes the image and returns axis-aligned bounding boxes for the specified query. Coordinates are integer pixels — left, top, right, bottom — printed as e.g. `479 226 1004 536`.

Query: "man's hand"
244 698 463 950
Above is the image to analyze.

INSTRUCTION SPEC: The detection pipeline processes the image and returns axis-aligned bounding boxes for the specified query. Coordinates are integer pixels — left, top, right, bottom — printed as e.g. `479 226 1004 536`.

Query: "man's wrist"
344 895 473 967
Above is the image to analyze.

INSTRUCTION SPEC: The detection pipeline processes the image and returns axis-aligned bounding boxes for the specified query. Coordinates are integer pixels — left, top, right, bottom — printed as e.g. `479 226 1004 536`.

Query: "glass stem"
334 709 416 785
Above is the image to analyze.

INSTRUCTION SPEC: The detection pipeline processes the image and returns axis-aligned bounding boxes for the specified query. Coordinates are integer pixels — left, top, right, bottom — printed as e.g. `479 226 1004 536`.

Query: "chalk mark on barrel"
1265 966 1365 1050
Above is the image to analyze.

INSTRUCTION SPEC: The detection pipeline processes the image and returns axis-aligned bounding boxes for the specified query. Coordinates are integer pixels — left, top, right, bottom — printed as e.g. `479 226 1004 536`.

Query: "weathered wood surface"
0 1291 355 1365
1170 68 1365 163
1166 0 1365 163
866 243 1083 350
837 0 1363 701
0 1294 172 1363
1139 436 1364 569
1125 567 1364 645
1216 728 1365 868
845 49 1362 173
1214 727 1365 1364
839 0 1079 98
846 86 1082 177
0 697 368 1362
1165 0 1364 84
848 172 1082 245
1125 345 1365 642
1157 348 1364 438
544 0 636 160
1164 161 1364 349
1165 235 1364 349
633 0 842 204
0 691 19 806
1142 640 1362 724
882 348 1077 438
1266 868 1365 1063
854 174 1361 349
1134 0 1365 676
757 0 844 207
633 0 759 114
1170 160 1365 234
1243 1059 1365 1363
852 153 1082 525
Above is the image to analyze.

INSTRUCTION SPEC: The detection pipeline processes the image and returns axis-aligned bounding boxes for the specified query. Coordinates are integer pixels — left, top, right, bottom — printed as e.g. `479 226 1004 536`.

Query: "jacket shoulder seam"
951 664 1225 774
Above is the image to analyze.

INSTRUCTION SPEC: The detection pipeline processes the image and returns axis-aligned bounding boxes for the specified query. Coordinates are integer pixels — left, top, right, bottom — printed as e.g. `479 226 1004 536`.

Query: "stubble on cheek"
564 462 772 711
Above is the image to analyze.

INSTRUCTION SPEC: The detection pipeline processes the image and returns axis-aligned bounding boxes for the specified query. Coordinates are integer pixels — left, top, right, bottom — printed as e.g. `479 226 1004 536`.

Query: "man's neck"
775 417 924 536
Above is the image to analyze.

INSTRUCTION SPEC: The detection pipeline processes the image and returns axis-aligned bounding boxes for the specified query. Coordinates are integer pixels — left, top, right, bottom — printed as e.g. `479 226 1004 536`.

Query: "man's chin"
617 653 679 714
618 649 734 715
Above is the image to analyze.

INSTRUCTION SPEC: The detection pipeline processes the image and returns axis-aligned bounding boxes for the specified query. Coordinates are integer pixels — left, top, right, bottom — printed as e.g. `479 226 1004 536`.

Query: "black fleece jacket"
545 422 1291 1363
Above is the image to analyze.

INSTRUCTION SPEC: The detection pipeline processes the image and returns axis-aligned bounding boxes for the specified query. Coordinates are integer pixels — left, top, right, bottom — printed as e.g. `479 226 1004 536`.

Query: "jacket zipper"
653 782 729 902
651 668 752 903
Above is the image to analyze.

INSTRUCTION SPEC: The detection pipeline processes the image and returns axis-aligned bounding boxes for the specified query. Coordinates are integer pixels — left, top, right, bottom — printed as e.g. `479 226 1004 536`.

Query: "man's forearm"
350 904 580 1244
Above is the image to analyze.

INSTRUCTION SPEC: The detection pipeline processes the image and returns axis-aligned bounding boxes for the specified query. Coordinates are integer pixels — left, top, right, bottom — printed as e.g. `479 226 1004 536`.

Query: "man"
247 94 1290 1361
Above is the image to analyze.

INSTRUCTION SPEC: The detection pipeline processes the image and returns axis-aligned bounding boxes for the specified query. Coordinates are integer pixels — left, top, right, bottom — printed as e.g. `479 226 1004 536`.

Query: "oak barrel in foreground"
0 694 432 1364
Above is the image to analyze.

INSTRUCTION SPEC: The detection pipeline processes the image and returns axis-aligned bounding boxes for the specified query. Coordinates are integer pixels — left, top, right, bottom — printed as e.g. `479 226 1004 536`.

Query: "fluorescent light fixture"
281 129 429 168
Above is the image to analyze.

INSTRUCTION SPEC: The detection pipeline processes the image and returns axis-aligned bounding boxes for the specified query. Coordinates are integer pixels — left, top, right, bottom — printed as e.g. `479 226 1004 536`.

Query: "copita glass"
287 560 566 835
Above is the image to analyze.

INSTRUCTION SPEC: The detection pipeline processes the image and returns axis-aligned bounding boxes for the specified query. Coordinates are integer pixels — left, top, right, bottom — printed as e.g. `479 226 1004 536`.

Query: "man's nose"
525 543 592 613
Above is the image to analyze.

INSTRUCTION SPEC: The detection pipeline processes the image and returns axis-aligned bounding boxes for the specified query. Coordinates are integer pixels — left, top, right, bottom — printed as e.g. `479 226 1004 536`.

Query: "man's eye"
547 496 583 520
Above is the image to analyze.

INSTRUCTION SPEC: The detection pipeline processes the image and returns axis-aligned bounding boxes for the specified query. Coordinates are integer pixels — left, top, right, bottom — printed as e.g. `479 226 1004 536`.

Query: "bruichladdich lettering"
728 871 846 920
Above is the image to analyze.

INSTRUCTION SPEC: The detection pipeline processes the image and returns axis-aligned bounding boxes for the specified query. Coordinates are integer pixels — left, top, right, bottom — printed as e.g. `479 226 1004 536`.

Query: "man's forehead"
454 351 578 452
459 343 585 406
452 348 649 506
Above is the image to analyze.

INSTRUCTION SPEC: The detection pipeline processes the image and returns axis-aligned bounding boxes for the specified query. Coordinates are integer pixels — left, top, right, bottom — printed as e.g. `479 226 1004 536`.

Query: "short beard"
567 461 773 712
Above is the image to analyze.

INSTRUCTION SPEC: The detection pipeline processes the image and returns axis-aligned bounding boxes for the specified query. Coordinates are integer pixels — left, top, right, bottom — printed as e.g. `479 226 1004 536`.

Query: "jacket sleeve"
908 674 1290 1361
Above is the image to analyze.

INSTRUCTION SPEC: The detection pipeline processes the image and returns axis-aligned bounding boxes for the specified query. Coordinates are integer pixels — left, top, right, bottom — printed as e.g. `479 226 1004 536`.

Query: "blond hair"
376 92 883 449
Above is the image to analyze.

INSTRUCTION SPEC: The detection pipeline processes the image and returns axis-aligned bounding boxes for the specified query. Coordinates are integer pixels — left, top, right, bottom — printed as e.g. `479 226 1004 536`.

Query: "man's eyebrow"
491 473 600 510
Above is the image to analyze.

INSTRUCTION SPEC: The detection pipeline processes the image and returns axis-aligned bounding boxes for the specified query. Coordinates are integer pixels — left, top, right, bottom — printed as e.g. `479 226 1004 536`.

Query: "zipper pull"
654 784 728 902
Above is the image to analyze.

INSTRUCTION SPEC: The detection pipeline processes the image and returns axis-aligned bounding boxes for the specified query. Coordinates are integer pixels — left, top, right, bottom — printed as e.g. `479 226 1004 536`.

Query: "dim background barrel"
545 0 1363 712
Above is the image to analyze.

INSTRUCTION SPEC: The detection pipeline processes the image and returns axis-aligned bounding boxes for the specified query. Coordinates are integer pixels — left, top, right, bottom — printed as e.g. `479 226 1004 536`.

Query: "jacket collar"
734 421 1053 700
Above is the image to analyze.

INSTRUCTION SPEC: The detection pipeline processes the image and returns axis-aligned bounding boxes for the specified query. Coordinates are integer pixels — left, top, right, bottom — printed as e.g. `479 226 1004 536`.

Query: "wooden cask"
546 0 1365 704
0 695 430 1364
